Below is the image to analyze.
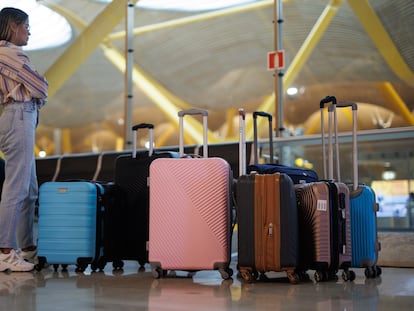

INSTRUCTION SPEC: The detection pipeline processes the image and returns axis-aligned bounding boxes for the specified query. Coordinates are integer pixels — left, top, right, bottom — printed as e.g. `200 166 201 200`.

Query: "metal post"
124 1 134 149
274 0 284 138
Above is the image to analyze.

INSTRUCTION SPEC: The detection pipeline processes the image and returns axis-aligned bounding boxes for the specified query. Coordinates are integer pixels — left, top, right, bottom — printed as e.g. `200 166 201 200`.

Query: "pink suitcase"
149 109 233 279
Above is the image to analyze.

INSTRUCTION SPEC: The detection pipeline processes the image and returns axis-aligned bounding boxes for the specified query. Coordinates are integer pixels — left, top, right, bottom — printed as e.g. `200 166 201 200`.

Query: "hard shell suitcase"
295 96 354 282
246 111 318 184
107 123 179 270
329 99 382 278
149 109 233 279
37 181 104 272
0 157 4 200
236 109 299 284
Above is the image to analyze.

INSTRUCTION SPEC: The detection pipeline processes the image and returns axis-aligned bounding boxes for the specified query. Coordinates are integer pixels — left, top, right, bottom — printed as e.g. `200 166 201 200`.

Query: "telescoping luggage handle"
238 108 246 177
253 111 274 165
320 96 337 181
331 101 359 192
320 96 359 191
132 123 154 159
178 109 208 158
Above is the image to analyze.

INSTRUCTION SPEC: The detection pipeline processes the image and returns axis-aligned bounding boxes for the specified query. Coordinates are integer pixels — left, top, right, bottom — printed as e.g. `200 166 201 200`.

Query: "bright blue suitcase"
328 99 382 278
349 185 381 277
37 181 104 272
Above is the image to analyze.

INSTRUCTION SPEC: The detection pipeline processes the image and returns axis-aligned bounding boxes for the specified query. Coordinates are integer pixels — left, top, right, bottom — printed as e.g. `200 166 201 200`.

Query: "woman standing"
0 7 48 272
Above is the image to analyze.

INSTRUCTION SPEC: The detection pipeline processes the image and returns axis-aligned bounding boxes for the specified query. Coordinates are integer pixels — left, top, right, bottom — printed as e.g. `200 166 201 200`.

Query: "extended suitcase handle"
320 95 337 108
253 111 274 165
178 109 208 158
330 101 359 191
239 108 246 177
132 123 154 131
132 123 154 158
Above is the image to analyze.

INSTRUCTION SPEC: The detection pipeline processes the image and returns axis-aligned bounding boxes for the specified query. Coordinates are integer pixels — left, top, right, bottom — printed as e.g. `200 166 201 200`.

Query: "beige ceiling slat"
347 0 414 87
44 0 139 98
102 44 220 144
378 82 414 126
43 0 216 145
107 0 274 40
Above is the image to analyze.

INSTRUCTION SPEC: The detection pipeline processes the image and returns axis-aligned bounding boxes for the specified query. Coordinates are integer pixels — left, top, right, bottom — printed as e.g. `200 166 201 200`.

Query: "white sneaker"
0 250 34 272
21 248 38 265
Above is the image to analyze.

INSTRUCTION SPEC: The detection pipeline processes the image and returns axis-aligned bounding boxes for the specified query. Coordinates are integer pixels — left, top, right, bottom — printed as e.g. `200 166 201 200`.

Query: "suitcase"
295 96 354 282
106 123 179 270
246 111 318 184
0 157 4 200
236 109 299 284
149 109 233 279
329 99 382 278
37 181 105 272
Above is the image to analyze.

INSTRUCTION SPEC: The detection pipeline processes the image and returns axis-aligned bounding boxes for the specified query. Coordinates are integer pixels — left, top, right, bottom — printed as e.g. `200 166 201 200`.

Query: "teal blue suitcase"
37 181 104 272
327 98 382 278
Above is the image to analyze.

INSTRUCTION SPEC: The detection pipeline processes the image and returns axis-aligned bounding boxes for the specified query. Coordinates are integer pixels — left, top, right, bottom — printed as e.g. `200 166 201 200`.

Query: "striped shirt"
0 40 48 107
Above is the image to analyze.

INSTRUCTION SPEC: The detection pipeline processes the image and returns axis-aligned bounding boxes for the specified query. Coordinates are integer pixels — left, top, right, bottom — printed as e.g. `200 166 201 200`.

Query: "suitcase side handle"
253 111 274 165
178 109 208 158
132 123 154 158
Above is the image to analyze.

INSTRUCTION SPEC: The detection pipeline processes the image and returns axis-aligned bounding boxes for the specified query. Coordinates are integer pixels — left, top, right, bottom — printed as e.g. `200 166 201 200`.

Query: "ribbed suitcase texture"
330 99 381 278
149 157 232 278
350 184 381 274
37 181 104 271
295 180 353 281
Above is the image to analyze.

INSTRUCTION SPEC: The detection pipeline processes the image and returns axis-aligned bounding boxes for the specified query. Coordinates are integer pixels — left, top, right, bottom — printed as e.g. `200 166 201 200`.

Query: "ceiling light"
287 87 298 96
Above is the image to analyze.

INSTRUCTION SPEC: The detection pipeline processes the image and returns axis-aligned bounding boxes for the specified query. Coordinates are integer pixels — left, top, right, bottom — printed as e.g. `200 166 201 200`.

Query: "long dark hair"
0 7 28 41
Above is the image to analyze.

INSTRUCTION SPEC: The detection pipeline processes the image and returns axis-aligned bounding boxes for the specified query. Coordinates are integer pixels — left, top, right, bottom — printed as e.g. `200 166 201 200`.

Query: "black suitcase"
103 123 179 270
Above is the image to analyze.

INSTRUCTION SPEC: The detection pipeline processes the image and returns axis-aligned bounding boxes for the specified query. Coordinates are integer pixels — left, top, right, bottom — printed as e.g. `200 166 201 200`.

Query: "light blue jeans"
0 100 38 250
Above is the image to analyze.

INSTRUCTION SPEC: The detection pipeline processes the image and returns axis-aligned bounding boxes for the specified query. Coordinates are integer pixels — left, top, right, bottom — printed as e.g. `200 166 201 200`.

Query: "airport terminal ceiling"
3 0 414 155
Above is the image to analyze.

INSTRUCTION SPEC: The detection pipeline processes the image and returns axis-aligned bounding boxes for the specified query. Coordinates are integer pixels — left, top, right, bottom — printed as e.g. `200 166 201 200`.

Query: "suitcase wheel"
314 270 337 282
342 269 356 282
287 271 300 285
218 267 233 280
151 266 167 279
365 265 382 278
240 269 257 283
112 260 124 270
35 256 47 271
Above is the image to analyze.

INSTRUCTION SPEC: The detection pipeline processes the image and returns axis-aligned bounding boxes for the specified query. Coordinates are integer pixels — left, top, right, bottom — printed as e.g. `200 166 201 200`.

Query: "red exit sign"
267 50 285 70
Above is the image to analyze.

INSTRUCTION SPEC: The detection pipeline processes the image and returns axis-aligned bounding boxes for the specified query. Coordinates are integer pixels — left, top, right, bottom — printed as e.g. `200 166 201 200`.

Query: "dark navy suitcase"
37 181 104 272
0 157 4 200
246 111 318 184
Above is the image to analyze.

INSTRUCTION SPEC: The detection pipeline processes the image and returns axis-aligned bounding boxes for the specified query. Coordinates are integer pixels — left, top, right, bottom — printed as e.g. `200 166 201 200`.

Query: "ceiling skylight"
97 0 258 12
1 0 72 51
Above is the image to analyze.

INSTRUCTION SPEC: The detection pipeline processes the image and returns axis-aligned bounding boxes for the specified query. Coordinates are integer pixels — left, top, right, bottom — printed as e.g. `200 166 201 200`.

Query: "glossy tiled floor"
1 257 414 311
